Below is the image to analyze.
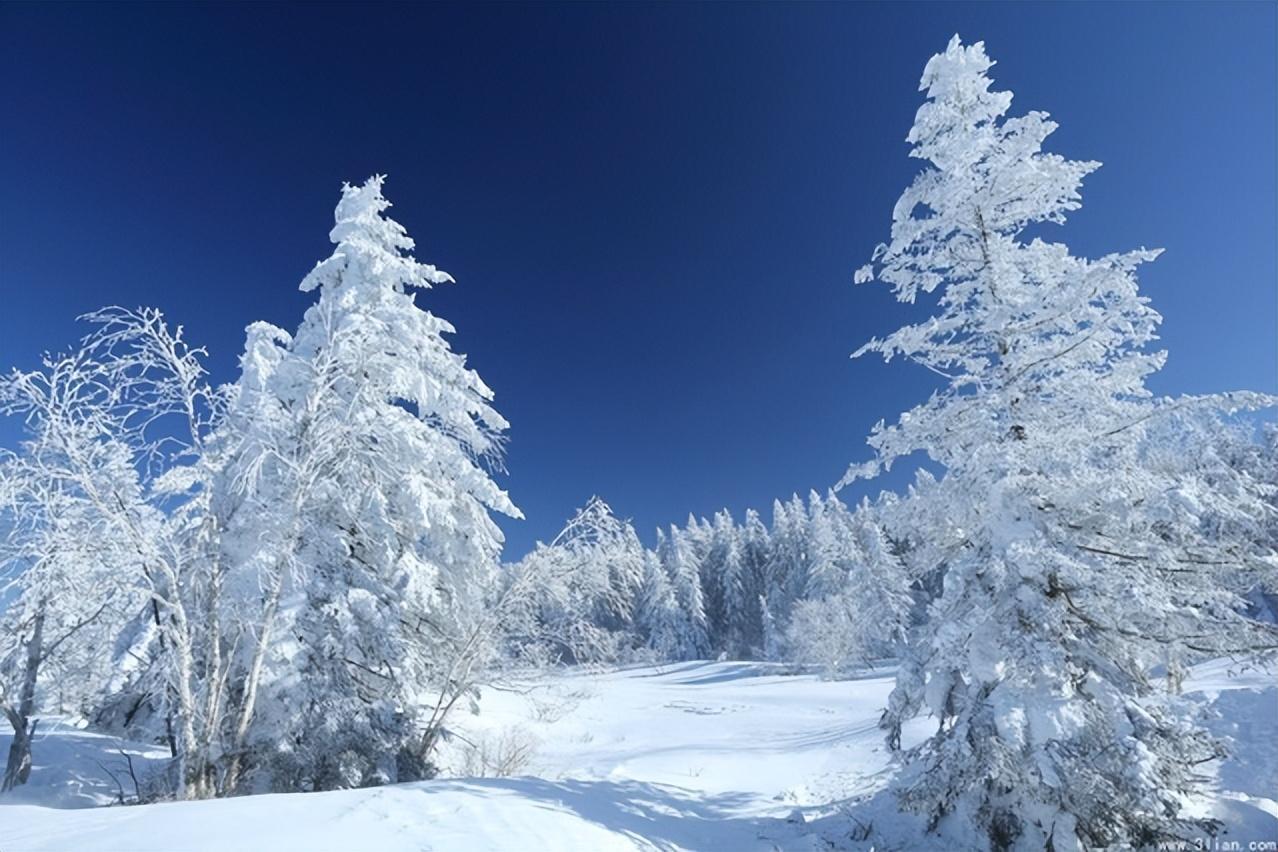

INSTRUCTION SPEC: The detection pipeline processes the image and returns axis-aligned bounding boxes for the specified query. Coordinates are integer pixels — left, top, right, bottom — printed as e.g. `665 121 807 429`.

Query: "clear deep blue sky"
2 2 1274 559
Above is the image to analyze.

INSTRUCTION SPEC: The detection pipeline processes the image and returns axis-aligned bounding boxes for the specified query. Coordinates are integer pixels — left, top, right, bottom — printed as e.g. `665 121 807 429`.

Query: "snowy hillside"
4 659 1274 851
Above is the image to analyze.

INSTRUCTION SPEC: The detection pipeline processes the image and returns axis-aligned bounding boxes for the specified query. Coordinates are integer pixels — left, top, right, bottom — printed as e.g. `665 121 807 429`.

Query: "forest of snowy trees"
2 35 1276 852
500 490 914 670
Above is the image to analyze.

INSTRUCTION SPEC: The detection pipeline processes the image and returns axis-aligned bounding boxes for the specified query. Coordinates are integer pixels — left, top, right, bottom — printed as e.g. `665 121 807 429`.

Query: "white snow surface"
3 659 1274 851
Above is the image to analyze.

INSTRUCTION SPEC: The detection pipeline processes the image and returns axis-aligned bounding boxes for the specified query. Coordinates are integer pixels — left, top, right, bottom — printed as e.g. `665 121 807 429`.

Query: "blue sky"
1 2 1274 559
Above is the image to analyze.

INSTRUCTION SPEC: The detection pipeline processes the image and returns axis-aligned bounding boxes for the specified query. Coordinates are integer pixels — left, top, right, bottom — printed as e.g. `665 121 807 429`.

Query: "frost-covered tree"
849 36 1278 850
0 309 228 799
786 498 911 676
634 550 683 659
804 491 845 600
845 497 913 654
784 598 859 677
682 515 714 571
761 498 801 654
503 497 647 664
226 176 521 791
736 508 771 656
1180 417 1278 623
601 505 649 635
657 526 710 659
701 510 744 656
0 444 139 791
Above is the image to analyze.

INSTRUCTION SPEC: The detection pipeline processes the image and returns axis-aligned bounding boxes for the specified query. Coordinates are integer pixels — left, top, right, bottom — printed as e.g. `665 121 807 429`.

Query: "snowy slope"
2 660 1273 851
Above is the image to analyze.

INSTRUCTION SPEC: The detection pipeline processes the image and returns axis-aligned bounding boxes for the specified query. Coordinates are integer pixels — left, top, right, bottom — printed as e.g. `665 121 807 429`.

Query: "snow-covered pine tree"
683 514 713 569
561 497 646 639
757 495 814 658
634 549 683 660
233 176 521 791
845 497 913 656
785 495 911 676
1168 415 1278 628
761 499 798 653
1227 423 1278 620
850 37 1277 850
705 510 745 656
737 508 771 656
804 490 844 600
607 517 649 638
657 525 710 659
758 594 781 662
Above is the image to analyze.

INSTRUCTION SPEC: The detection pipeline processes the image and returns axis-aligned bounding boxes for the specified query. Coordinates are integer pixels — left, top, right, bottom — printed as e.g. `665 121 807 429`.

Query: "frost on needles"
848 36 1278 851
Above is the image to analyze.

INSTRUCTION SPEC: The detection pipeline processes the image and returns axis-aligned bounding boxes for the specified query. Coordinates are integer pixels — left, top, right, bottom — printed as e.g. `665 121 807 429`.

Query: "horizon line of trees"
502 490 918 672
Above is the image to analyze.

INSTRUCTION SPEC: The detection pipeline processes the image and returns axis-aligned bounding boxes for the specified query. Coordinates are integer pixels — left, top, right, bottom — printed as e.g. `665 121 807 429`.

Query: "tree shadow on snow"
652 661 897 687
0 721 169 809
429 776 795 851
631 661 721 678
663 662 792 686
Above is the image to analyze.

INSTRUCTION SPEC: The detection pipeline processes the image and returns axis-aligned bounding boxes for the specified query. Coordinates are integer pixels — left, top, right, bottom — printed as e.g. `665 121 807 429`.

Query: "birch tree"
0 308 222 799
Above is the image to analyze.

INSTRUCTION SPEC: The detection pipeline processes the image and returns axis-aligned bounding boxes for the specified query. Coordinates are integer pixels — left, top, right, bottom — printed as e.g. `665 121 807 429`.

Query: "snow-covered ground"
3 660 1274 851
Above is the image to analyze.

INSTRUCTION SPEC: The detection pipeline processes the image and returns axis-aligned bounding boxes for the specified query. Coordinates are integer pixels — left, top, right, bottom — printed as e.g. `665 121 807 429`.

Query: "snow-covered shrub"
457 727 538 778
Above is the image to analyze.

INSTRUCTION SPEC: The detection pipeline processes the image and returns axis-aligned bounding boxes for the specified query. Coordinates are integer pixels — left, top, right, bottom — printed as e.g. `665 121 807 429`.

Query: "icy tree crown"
845 36 1178 485
301 174 454 295
859 36 1100 302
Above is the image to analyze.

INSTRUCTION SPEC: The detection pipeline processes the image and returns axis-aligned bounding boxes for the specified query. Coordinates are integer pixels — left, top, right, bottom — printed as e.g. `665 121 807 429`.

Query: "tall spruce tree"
232 176 520 790
850 37 1277 850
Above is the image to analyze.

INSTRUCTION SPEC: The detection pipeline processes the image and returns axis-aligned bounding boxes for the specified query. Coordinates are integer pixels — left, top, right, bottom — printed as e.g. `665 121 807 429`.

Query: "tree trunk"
150 598 178 760
221 565 286 795
194 556 227 800
3 604 45 792
1166 651 1186 696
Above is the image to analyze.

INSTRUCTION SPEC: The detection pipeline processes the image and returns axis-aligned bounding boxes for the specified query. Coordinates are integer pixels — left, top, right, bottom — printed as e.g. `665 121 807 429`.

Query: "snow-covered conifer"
634 550 683 659
229 176 521 791
657 526 710 659
786 497 911 676
804 491 844 600
703 510 745 656
736 509 771 656
849 37 1277 849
